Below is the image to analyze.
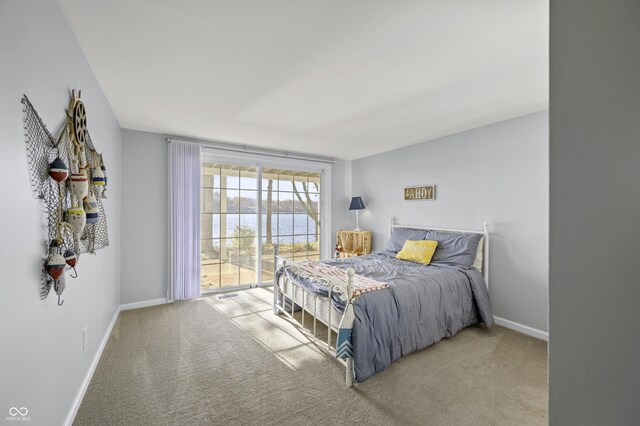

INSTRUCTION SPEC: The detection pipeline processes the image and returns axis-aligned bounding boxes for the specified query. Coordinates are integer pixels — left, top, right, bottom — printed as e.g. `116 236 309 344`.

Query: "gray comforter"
279 252 494 382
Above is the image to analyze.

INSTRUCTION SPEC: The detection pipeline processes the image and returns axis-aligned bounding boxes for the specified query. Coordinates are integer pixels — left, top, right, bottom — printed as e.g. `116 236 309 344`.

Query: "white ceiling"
59 0 548 160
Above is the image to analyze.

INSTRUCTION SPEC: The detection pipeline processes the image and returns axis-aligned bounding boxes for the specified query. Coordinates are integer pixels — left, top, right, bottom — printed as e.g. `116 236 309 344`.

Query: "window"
201 158 324 291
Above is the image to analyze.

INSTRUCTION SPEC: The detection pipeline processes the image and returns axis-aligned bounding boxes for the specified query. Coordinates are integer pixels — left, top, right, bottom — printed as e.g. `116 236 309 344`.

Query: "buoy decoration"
64 249 78 278
70 167 89 201
49 157 69 182
92 166 105 197
46 253 66 281
84 195 100 224
91 166 105 186
64 249 77 268
66 206 86 235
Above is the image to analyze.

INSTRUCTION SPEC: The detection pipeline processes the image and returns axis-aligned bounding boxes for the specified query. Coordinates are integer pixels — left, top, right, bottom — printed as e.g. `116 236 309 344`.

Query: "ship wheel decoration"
69 91 88 147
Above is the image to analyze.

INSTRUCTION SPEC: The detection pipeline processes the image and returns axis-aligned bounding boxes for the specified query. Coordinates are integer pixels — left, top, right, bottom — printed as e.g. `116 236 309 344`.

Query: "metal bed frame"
272 219 490 387
272 245 356 386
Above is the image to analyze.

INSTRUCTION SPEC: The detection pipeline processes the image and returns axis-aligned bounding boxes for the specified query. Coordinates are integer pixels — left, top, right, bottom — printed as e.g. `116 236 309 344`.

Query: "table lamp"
349 196 366 231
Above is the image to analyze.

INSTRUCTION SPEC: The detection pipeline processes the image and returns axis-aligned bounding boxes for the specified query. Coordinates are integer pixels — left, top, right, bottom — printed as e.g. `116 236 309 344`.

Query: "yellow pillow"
396 240 438 264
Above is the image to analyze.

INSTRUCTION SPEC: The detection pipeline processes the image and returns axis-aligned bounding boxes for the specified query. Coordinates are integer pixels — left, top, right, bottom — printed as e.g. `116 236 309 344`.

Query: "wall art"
22 91 109 305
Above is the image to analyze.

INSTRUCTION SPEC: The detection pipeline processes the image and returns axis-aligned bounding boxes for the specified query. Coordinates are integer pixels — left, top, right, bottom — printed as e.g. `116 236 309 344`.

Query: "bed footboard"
272 244 355 387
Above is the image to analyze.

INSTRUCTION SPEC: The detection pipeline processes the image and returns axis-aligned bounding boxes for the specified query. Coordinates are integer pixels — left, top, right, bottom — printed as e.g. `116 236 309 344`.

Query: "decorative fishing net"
22 95 109 299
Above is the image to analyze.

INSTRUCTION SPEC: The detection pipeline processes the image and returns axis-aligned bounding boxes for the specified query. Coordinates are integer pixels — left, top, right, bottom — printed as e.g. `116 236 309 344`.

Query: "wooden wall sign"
404 185 436 200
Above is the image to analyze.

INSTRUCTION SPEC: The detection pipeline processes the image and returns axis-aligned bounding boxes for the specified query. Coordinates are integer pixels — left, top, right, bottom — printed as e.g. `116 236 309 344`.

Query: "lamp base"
354 210 362 232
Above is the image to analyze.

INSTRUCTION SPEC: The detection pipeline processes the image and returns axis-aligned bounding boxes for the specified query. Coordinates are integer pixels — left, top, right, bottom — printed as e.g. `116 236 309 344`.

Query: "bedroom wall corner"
350 112 549 334
0 1 122 425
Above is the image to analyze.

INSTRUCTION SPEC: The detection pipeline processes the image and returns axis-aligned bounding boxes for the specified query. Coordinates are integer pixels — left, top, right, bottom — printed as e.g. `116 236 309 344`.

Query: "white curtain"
168 141 201 301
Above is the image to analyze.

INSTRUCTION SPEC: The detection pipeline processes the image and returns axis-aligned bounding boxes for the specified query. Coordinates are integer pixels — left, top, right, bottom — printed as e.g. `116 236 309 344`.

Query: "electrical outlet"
82 327 88 350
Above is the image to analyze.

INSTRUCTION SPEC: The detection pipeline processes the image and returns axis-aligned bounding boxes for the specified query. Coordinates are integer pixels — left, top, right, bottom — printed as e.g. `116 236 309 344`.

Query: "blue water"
209 213 317 244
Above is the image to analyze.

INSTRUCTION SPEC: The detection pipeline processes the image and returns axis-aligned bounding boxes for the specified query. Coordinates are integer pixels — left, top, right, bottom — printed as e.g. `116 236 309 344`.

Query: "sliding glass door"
260 168 321 283
201 163 259 290
201 159 322 291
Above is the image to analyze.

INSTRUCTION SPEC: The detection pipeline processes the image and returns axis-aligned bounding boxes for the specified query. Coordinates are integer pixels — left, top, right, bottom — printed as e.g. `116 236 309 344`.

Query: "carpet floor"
74 288 548 426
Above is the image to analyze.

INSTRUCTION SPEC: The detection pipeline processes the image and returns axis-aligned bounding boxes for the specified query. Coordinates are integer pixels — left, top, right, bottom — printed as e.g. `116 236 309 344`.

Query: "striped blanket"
296 259 388 297
289 259 389 363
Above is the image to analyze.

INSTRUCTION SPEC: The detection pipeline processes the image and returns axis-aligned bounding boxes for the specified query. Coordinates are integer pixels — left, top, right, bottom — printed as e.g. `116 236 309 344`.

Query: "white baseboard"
494 316 548 341
120 297 167 311
64 306 120 426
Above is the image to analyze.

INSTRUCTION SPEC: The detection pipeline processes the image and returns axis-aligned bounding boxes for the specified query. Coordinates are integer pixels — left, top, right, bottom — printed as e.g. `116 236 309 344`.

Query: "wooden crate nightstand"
336 230 372 258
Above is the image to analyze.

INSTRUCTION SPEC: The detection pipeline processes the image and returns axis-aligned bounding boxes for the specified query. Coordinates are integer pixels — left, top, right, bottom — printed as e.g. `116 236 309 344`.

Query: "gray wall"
0 1 122 425
351 112 548 332
121 129 168 304
549 1 640 424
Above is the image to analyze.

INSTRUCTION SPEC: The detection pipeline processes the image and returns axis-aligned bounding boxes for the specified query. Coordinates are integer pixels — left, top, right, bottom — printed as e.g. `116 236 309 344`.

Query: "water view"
208 213 318 243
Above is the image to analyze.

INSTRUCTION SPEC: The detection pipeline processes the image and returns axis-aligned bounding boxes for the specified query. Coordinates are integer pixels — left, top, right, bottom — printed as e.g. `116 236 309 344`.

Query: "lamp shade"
349 196 366 210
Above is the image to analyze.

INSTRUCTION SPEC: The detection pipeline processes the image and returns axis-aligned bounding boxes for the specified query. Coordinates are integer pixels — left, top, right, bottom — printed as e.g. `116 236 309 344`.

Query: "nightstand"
336 230 372 258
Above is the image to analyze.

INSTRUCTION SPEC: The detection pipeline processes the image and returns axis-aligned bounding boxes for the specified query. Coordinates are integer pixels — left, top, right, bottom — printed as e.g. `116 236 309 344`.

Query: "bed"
273 219 494 386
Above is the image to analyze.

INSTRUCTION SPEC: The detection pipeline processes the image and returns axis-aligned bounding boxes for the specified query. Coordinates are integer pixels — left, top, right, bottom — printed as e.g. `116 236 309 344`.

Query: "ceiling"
59 0 548 160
